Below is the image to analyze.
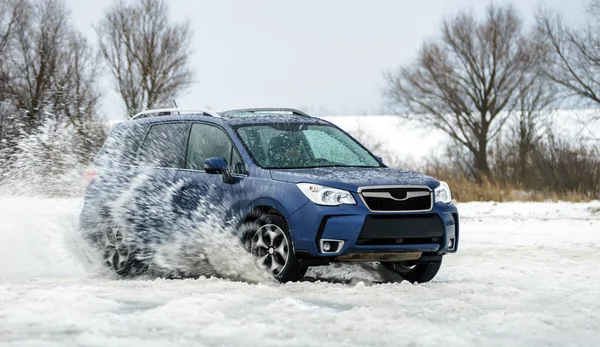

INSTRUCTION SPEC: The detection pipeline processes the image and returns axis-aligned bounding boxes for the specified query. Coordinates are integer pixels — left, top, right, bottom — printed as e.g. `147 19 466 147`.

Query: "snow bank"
458 200 600 220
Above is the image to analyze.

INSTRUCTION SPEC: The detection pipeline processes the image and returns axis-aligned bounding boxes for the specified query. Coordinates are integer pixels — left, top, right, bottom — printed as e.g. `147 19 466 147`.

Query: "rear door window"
186 123 245 173
95 123 147 166
137 122 188 168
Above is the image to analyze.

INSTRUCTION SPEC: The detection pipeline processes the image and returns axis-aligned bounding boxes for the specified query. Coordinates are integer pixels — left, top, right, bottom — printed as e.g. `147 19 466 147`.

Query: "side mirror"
376 156 384 164
204 157 234 184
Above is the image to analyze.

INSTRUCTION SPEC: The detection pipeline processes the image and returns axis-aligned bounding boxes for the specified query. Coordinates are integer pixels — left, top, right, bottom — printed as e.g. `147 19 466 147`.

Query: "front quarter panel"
244 174 310 218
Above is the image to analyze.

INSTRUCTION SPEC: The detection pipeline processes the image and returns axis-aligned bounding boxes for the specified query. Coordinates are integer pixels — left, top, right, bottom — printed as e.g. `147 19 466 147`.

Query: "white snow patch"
458 200 600 220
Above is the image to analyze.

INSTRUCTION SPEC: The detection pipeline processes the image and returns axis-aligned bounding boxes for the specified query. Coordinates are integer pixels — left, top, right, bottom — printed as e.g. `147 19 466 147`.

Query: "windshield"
235 123 382 169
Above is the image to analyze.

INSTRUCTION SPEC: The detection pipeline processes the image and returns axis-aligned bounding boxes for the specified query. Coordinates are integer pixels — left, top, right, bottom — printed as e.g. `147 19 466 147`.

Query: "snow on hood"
269 167 440 192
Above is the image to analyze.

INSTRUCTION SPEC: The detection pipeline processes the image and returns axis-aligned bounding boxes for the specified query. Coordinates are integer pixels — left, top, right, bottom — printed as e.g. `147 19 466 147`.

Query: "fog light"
448 239 455 249
320 239 344 253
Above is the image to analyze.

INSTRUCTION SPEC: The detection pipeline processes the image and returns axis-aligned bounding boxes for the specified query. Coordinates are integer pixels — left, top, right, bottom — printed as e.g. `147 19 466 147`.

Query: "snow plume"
76 166 274 284
0 116 103 197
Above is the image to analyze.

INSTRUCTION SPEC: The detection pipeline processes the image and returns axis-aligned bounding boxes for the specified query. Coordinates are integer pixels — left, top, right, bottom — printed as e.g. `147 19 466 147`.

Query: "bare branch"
0 0 29 99
383 4 542 180
536 5 600 111
96 0 194 117
3 0 101 129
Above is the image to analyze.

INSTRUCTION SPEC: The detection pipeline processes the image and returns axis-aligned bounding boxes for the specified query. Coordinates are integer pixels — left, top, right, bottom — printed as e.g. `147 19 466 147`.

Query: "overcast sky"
66 0 587 119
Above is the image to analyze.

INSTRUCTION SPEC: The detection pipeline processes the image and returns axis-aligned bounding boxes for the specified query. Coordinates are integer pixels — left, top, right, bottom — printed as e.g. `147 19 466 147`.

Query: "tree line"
384 2 600 198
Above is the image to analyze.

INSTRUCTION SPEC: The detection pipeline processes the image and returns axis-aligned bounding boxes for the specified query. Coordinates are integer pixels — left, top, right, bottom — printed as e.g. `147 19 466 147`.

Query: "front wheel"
246 215 307 282
383 259 442 283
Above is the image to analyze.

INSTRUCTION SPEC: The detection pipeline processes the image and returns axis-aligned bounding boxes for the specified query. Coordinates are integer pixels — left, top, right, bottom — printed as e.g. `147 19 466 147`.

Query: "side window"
137 123 188 168
95 124 147 166
186 124 245 173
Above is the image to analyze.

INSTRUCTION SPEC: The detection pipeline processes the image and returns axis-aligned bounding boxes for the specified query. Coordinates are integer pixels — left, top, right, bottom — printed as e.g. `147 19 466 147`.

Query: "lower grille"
358 214 444 246
360 186 432 212
356 237 441 246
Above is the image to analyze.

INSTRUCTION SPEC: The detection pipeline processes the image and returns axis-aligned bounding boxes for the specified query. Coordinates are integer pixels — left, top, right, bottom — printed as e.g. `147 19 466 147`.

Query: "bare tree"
383 4 540 180
0 0 28 57
96 0 194 117
0 0 29 99
511 67 557 184
537 2 600 112
49 31 102 124
8 0 69 126
4 0 102 129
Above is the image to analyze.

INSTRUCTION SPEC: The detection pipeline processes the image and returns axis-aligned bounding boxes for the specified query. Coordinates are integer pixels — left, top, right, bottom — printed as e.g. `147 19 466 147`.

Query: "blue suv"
80 108 459 283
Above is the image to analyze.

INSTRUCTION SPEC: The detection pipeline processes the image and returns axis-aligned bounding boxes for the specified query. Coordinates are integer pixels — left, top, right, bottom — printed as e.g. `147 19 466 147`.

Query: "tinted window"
236 124 381 169
137 123 188 168
95 123 147 166
186 123 244 173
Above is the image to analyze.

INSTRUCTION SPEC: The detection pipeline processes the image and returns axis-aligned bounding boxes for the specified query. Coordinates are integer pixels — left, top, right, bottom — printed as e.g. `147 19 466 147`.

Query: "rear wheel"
101 224 145 277
384 259 442 283
246 214 307 282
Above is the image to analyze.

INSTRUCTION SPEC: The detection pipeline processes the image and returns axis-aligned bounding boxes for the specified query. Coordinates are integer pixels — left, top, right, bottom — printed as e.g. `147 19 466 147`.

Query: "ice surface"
1 196 599 346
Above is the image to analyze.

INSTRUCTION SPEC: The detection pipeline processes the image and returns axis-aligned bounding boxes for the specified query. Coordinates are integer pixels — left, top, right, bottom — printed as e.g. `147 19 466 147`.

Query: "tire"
98 223 146 277
384 259 442 284
243 214 307 283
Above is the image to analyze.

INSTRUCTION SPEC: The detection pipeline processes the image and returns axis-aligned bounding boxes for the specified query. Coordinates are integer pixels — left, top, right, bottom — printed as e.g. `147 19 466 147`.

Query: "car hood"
269 167 440 192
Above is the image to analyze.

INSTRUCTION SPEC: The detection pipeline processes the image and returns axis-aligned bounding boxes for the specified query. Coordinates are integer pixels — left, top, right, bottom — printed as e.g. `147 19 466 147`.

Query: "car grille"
359 186 432 212
357 214 444 246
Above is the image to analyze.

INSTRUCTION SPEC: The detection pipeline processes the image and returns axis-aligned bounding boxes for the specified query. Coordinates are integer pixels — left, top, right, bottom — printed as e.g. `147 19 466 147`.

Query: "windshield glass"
235 123 382 169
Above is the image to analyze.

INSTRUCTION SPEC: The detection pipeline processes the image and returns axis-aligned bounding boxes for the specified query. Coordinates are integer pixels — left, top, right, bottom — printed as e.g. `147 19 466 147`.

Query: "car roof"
122 108 333 127
221 111 331 126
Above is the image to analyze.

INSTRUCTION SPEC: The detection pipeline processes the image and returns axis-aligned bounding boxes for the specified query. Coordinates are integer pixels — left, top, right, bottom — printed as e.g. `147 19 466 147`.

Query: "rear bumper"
286 196 459 259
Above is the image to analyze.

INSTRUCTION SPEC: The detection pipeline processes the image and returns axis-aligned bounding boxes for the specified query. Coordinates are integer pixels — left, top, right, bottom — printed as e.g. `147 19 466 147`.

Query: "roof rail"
221 108 311 117
130 108 222 120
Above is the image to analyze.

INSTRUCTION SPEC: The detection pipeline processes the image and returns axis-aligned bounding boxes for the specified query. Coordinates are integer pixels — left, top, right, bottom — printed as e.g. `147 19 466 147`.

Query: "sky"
66 0 587 119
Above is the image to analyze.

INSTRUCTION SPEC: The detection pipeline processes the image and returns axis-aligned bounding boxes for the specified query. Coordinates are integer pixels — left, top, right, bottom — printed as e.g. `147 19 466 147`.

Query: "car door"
128 121 190 235
173 122 247 219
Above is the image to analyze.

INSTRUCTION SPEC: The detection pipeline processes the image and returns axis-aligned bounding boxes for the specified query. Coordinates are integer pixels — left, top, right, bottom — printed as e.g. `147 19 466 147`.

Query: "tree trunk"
475 136 491 182
518 142 529 185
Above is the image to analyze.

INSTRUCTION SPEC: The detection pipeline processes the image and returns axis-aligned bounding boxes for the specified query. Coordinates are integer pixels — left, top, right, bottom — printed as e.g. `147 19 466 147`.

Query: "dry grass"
444 177 598 203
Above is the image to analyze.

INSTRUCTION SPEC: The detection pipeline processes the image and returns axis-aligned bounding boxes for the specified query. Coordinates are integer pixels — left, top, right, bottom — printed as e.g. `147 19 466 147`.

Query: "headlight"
297 183 356 206
434 181 452 203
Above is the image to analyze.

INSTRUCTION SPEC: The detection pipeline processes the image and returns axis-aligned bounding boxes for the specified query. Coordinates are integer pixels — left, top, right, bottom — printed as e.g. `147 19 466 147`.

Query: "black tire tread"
386 260 442 284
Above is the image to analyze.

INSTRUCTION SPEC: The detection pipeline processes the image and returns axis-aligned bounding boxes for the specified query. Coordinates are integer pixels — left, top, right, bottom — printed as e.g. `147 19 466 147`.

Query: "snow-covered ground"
1 196 600 346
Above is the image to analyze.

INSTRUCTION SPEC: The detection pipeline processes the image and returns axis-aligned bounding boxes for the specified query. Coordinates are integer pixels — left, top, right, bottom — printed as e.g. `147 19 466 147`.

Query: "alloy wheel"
251 224 290 275
104 225 131 273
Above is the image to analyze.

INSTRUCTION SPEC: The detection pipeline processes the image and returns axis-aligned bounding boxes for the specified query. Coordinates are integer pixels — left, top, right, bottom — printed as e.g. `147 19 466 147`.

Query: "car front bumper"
286 195 459 259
